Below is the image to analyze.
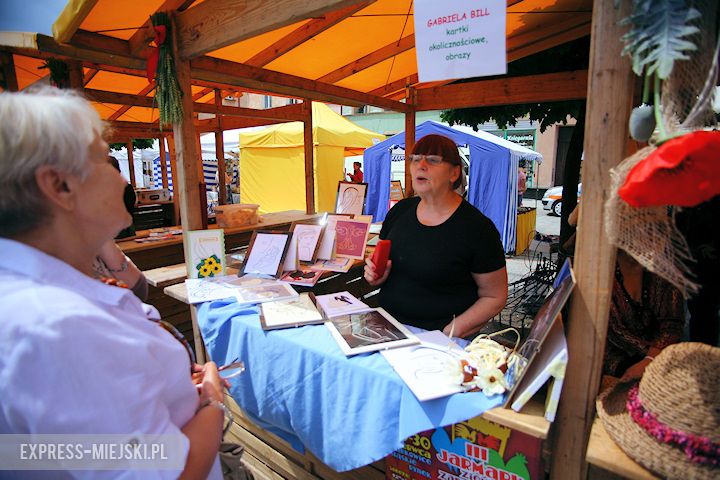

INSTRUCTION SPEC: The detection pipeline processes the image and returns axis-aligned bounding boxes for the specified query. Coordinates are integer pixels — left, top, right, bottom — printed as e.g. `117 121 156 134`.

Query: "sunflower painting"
186 229 226 279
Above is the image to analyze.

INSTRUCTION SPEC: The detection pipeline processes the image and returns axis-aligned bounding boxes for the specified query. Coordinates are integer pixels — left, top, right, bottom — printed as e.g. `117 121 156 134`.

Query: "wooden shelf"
481 397 551 439
586 418 658 480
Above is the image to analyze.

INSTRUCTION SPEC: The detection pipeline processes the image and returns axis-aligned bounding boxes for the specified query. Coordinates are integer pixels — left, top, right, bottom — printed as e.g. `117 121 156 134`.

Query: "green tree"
440 37 590 248
109 139 155 151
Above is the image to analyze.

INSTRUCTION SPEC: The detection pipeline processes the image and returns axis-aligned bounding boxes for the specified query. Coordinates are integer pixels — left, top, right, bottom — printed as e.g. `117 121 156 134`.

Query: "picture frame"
235 281 298 306
325 308 420 356
316 213 353 260
280 268 323 287
334 218 371 260
503 259 576 407
290 221 325 264
239 230 292 279
185 229 226 279
390 180 404 201
335 181 367 216
259 292 324 330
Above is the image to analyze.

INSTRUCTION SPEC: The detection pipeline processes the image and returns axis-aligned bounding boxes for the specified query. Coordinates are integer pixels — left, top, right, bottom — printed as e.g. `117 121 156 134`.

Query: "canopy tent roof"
239 101 384 155
364 120 543 252
0 0 591 140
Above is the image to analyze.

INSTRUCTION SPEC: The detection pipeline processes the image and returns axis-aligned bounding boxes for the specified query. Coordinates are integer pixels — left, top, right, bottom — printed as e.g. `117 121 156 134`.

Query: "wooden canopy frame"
0 1 636 477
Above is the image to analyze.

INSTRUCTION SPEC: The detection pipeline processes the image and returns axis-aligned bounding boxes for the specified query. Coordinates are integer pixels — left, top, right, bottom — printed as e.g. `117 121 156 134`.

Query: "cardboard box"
386 416 543 480
214 204 259 228
136 188 172 204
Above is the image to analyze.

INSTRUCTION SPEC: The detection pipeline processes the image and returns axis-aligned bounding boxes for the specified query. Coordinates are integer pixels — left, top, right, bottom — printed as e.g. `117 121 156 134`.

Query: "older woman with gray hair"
0 88 224 479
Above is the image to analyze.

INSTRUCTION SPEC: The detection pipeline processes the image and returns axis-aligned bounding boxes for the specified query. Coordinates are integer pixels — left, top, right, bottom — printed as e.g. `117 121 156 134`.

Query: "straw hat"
597 342 720 479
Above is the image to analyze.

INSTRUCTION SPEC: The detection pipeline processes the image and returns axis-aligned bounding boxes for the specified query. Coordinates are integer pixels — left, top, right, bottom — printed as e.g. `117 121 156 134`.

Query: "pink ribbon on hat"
626 385 720 466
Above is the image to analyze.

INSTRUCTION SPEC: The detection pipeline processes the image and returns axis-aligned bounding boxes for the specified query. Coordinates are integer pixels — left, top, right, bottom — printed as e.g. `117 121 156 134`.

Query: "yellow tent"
239 102 384 214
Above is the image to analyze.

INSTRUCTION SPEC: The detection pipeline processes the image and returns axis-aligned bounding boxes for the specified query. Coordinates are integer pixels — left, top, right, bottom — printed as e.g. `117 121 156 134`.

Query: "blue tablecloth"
198 299 504 472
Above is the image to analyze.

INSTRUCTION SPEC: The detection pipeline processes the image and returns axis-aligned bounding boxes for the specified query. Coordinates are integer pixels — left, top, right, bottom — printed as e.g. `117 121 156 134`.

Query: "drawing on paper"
241 231 291 278
335 181 367 216
334 219 370 259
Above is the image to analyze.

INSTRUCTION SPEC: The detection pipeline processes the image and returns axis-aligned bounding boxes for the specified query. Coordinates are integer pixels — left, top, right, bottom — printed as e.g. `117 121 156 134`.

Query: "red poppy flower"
619 131 720 207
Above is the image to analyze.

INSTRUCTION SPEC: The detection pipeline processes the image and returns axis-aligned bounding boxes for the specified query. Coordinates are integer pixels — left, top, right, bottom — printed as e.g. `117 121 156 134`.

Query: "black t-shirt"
378 196 505 331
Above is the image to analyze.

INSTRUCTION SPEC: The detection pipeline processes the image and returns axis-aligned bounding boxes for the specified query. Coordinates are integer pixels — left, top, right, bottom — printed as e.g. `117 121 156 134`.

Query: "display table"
118 210 320 270
515 207 537 255
197 299 505 472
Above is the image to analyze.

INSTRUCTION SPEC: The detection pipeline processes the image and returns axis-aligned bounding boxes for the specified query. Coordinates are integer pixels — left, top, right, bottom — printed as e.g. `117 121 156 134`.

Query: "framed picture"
325 308 420 356
316 213 353 260
504 258 576 407
260 293 324 330
240 230 292 278
235 281 298 306
335 181 367 216
334 218 371 260
390 180 404 201
280 268 323 287
185 229 226 279
290 221 325 264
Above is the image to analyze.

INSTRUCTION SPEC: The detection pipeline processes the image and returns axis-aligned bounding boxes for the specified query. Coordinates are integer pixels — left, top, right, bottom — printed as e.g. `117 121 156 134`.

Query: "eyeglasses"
409 154 444 165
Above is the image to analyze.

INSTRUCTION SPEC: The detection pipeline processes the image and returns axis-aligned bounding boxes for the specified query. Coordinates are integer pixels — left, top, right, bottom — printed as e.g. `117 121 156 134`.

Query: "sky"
0 0 66 35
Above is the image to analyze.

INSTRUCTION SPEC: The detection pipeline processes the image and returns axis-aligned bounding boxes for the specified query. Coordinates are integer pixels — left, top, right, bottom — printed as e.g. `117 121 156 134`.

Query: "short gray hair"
0 87 105 237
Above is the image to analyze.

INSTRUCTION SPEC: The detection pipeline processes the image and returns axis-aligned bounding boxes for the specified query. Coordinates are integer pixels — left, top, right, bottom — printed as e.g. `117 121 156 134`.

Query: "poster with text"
414 0 506 82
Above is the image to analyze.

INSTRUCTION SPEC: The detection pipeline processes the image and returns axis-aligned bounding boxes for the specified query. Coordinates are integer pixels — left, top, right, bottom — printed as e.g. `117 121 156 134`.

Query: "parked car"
541 184 582 216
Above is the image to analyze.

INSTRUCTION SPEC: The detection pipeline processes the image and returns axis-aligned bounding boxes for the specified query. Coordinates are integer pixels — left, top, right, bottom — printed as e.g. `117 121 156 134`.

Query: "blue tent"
363 121 543 253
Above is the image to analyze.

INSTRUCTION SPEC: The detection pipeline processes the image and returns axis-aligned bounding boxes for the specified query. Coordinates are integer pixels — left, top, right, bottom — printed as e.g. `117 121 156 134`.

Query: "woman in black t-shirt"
364 134 507 338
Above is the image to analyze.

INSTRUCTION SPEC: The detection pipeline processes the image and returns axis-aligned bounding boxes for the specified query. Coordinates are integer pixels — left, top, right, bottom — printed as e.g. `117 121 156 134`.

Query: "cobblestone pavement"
506 199 560 283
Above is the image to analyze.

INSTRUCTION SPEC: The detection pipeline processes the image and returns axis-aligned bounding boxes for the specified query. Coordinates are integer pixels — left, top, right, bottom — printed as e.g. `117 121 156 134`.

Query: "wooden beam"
0 52 18 91
108 83 156 122
192 87 213 101
245 1 372 67
507 14 591 63
29 32 409 112
317 34 414 84
52 0 100 43
175 0 367 59
404 87 416 197
85 87 306 121
126 142 136 187
128 0 197 56
548 2 634 479
159 136 169 190
166 134 182 226
83 68 98 85
191 55 411 112
195 115 289 133
214 89 227 205
170 12 203 235
415 70 588 111
368 74 416 98
67 60 84 89
302 101 315 214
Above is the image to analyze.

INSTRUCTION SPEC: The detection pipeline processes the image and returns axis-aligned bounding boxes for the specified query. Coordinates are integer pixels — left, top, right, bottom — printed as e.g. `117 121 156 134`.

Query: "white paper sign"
414 0 506 82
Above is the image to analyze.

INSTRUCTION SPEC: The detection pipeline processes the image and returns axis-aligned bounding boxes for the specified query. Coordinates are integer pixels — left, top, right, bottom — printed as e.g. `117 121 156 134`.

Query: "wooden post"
126 141 136 187
170 12 203 233
214 89 227 205
67 60 84 90
302 100 315 214
1 53 19 91
159 136 169 190
404 86 416 197
549 1 634 478
167 134 181 226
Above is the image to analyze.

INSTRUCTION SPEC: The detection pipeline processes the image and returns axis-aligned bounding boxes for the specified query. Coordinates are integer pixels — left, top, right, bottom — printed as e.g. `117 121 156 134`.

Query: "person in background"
347 161 363 183
95 156 149 301
364 134 508 339
517 163 527 207
0 88 225 479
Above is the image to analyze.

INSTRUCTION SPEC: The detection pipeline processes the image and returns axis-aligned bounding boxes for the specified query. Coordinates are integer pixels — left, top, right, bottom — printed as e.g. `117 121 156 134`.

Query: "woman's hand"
364 257 392 286
621 357 652 382
196 362 225 403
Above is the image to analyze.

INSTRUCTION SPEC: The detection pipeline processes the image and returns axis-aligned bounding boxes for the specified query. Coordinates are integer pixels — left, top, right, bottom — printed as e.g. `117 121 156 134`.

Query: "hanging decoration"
149 12 183 128
605 0 719 296
38 58 71 89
